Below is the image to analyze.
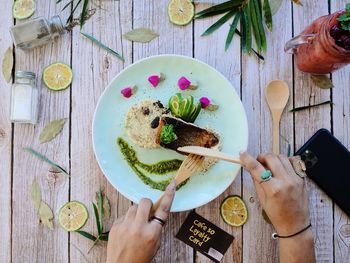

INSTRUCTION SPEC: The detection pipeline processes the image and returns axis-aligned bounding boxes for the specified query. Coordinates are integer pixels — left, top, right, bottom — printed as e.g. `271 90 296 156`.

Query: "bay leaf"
39 201 54 230
123 28 159 43
39 118 67 143
311 75 333 89
96 192 111 220
269 0 283 15
41 217 54 230
31 178 41 211
103 195 111 220
2 47 13 83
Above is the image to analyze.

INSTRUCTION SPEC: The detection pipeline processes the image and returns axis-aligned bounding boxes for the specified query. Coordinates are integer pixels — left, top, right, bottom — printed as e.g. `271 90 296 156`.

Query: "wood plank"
0 0 13 262
69 0 133 262
241 1 293 263
132 1 194 262
331 1 350 262
293 1 333 262
193 3 242 263
11 1 71 262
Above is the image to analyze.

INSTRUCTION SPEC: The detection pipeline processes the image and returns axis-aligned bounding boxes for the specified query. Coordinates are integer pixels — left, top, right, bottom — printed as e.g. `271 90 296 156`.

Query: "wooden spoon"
265 80 290 154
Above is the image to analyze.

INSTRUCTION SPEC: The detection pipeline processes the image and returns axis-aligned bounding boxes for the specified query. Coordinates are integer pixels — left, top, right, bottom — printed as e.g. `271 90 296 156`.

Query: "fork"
150 154 204 215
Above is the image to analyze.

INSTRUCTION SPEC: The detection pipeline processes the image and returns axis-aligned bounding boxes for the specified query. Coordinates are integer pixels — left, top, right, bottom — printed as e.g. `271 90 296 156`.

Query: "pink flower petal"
199 97 211 108
148 75 161 87
178 76 191 90
121 87 133 98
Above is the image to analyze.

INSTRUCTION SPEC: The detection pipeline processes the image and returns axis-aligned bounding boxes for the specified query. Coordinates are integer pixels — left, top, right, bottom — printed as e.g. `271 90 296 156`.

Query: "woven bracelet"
272 223 312 240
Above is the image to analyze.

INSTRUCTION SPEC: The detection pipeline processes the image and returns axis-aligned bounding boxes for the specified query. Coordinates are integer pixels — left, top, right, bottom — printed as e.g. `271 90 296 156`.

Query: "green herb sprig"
196 0 302 59
76 190 110 253
57 0 90 28
81 32 124 61
160 124 178 144
338 4 350 31
25 147 69 176
197 0 273 58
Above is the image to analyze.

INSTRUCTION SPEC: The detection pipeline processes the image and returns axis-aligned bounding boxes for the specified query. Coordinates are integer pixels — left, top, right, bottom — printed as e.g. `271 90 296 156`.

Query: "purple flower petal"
199 97 211 108
178 76 191 90
121 87 133 98
148 75 161 87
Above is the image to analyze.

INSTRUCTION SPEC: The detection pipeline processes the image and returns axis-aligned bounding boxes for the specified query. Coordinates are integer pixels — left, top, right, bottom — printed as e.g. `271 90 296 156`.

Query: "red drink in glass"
285 11 350 74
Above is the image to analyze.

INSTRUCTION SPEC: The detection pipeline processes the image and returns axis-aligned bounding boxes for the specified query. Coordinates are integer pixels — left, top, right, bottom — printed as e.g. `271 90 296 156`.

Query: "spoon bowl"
265 80 290 154
265 80 290 110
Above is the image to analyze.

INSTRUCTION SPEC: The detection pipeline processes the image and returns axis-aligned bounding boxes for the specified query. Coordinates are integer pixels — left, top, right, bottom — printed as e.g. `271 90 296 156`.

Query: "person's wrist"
278 228 314 243
274 217 310 236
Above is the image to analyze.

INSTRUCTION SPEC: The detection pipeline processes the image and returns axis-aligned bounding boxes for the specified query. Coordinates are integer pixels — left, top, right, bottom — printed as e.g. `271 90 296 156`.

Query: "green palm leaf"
202 10 237 36
80 0 90 29
253 0 267 53
92 202 102 235
225 13 241 51
248 0 262 52
241 10 252 54
195 0 244 19
263 0 273 31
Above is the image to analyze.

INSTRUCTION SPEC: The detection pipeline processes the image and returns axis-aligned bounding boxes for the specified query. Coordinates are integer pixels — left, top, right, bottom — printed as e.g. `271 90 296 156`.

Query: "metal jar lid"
15 71 36 79
50 15 64 36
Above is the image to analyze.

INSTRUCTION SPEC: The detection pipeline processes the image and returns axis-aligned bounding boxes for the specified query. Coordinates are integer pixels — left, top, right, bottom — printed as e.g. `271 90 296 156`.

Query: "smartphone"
295 129 350 217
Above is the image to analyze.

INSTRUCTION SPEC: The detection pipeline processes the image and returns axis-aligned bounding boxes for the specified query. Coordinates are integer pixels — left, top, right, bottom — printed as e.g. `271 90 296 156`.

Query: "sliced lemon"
220 195 248 227
168 0 194 26
13 0 36 20
58 201 89 232
43 62 73 91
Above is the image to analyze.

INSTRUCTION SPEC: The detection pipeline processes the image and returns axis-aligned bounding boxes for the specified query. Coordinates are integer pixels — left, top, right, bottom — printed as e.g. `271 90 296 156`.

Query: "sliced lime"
13 0 36 20
220 195 248 227
43 62 73 91
58 201 88 232
168 0 194 26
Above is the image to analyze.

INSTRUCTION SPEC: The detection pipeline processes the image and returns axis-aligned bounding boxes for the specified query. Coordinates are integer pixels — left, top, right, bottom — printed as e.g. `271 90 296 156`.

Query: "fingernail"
166 180 176 192
239 150 245 155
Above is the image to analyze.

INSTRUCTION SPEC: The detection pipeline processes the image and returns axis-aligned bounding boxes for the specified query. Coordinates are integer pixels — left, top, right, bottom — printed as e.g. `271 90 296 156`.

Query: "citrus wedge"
168 0 194 26
43 62 73 91
58 201 88 232
13 0 36 20
220 195 248 227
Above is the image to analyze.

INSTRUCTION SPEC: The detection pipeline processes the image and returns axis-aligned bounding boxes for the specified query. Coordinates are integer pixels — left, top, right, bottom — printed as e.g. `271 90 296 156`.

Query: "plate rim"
92 54 249 212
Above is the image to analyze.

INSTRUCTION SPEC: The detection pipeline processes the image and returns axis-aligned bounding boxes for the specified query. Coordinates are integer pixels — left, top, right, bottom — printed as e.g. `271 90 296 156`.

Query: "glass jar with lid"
285 11 350 74
10 71 39 124
10 15 65 50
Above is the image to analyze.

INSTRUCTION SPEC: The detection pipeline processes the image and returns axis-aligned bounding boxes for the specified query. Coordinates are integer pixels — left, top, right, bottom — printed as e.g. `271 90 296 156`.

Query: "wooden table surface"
1 0 349 262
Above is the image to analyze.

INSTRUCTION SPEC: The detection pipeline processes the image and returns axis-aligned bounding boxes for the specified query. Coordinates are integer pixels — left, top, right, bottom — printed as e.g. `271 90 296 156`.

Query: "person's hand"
106 181 176 263
240 152 310 236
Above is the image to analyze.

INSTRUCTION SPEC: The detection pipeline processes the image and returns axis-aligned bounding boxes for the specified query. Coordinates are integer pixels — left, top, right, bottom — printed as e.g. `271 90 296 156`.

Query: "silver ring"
152 216 166 226
260 176 272 184
291 156 307 178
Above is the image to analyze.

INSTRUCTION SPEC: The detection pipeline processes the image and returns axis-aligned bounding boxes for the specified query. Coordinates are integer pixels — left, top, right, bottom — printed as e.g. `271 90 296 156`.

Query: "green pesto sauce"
117 137 187 191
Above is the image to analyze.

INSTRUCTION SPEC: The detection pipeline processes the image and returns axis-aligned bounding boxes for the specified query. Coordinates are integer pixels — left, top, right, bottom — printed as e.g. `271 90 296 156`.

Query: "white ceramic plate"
93 55 248 212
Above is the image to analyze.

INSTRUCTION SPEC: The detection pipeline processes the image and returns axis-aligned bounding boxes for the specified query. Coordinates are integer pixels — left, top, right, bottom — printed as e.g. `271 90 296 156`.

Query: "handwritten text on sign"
176 211 234 262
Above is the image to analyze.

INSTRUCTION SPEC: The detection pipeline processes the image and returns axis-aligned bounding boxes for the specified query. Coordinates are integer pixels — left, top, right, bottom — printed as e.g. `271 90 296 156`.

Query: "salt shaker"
10 15 64 50
10 71 39 124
